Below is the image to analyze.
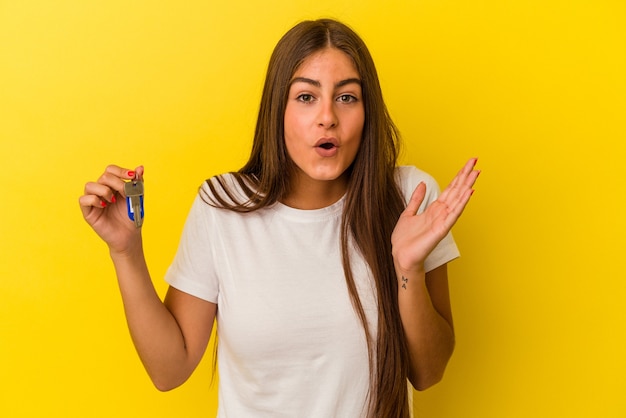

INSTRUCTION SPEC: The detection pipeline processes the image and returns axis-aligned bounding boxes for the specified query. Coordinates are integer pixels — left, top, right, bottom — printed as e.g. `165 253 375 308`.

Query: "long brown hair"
203 19 410 417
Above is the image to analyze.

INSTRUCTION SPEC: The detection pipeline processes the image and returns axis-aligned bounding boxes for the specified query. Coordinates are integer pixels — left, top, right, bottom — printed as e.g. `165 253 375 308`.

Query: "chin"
311 170 350 184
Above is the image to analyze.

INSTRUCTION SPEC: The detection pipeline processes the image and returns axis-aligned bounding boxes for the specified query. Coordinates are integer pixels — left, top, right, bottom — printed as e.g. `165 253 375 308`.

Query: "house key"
124 178 144 228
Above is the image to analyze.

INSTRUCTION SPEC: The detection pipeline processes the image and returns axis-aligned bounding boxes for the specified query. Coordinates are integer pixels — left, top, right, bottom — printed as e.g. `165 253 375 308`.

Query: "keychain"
124 175 144 228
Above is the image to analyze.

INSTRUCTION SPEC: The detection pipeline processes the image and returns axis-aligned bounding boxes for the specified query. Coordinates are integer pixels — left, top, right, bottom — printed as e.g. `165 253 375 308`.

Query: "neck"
281 173 348 210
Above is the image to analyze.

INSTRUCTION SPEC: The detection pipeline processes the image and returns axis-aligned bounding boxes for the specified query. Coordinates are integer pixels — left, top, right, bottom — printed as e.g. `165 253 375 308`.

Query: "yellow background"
1 1 624 417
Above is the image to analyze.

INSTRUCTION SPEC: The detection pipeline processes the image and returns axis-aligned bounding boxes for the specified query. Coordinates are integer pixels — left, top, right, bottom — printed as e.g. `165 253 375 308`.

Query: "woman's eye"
338 94 357 103
297 94 314 103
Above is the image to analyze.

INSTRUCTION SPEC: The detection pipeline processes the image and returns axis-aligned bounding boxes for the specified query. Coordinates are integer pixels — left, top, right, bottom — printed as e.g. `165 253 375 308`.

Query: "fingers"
436 187 473 234
98 164 144 195
104 164 142 180
439 158 480 203
78 193 101 217
79 164 143 212
405 157 480 218
440 159 480 224
403 182 426 216
447 158 477 188
461 158 480 188
134 165 145 181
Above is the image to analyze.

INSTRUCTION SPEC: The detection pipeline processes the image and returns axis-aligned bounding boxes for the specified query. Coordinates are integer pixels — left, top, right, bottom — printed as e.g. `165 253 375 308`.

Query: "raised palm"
391 158 480 273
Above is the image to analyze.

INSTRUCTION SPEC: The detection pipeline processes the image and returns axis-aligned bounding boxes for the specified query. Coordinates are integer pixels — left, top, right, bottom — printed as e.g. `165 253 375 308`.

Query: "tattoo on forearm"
401 276 408 290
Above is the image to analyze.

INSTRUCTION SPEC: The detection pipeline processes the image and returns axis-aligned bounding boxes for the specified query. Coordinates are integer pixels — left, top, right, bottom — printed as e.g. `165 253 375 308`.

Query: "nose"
317 99 337 129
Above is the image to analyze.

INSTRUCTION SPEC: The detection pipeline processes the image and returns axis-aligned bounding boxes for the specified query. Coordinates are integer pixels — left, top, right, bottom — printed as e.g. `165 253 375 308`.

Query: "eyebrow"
289 77 362 89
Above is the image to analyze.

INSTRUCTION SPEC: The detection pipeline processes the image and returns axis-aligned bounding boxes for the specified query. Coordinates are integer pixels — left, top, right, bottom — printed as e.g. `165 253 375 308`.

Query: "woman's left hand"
391 158 480 274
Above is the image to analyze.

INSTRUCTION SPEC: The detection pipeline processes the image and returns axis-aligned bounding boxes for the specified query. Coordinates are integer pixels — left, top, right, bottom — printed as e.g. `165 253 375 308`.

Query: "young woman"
80 18 479 418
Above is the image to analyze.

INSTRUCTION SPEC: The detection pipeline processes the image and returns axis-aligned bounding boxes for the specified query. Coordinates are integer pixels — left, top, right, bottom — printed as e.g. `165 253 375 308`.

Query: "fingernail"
127 170 135 177
111 195 117 203
100 201 107 208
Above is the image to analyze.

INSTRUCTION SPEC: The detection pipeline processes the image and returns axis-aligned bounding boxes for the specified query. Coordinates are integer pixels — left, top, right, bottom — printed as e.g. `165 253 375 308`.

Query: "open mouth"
314 138 339 155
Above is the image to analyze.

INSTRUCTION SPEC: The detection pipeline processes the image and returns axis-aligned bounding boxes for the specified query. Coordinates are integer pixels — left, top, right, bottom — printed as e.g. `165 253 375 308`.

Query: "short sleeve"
395 166 460 272
164 189 219 303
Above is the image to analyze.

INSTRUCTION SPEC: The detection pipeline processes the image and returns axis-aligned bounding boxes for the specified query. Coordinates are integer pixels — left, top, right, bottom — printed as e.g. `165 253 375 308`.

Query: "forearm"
396 265 455 391
110 240 192 390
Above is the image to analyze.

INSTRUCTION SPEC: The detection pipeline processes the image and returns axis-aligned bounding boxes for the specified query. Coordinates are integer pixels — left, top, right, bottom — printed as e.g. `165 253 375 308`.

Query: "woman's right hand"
79 164 145 255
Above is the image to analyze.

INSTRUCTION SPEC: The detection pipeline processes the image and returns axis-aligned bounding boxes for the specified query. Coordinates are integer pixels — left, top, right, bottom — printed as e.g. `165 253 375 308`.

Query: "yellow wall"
1 1 624 416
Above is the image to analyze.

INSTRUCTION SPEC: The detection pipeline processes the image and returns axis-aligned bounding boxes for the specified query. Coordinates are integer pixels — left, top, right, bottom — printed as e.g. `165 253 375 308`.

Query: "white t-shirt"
165 166 460 417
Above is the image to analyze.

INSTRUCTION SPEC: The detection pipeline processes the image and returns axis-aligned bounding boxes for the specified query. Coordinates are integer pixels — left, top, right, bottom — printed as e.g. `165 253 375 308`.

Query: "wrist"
395 264 426 293
109 235 144 262
392 255 426 278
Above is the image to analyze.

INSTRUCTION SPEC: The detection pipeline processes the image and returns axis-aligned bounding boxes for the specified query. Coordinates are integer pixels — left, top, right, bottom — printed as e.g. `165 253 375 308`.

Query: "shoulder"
200 172 259 208
185 173 256 230
394 165 441 203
